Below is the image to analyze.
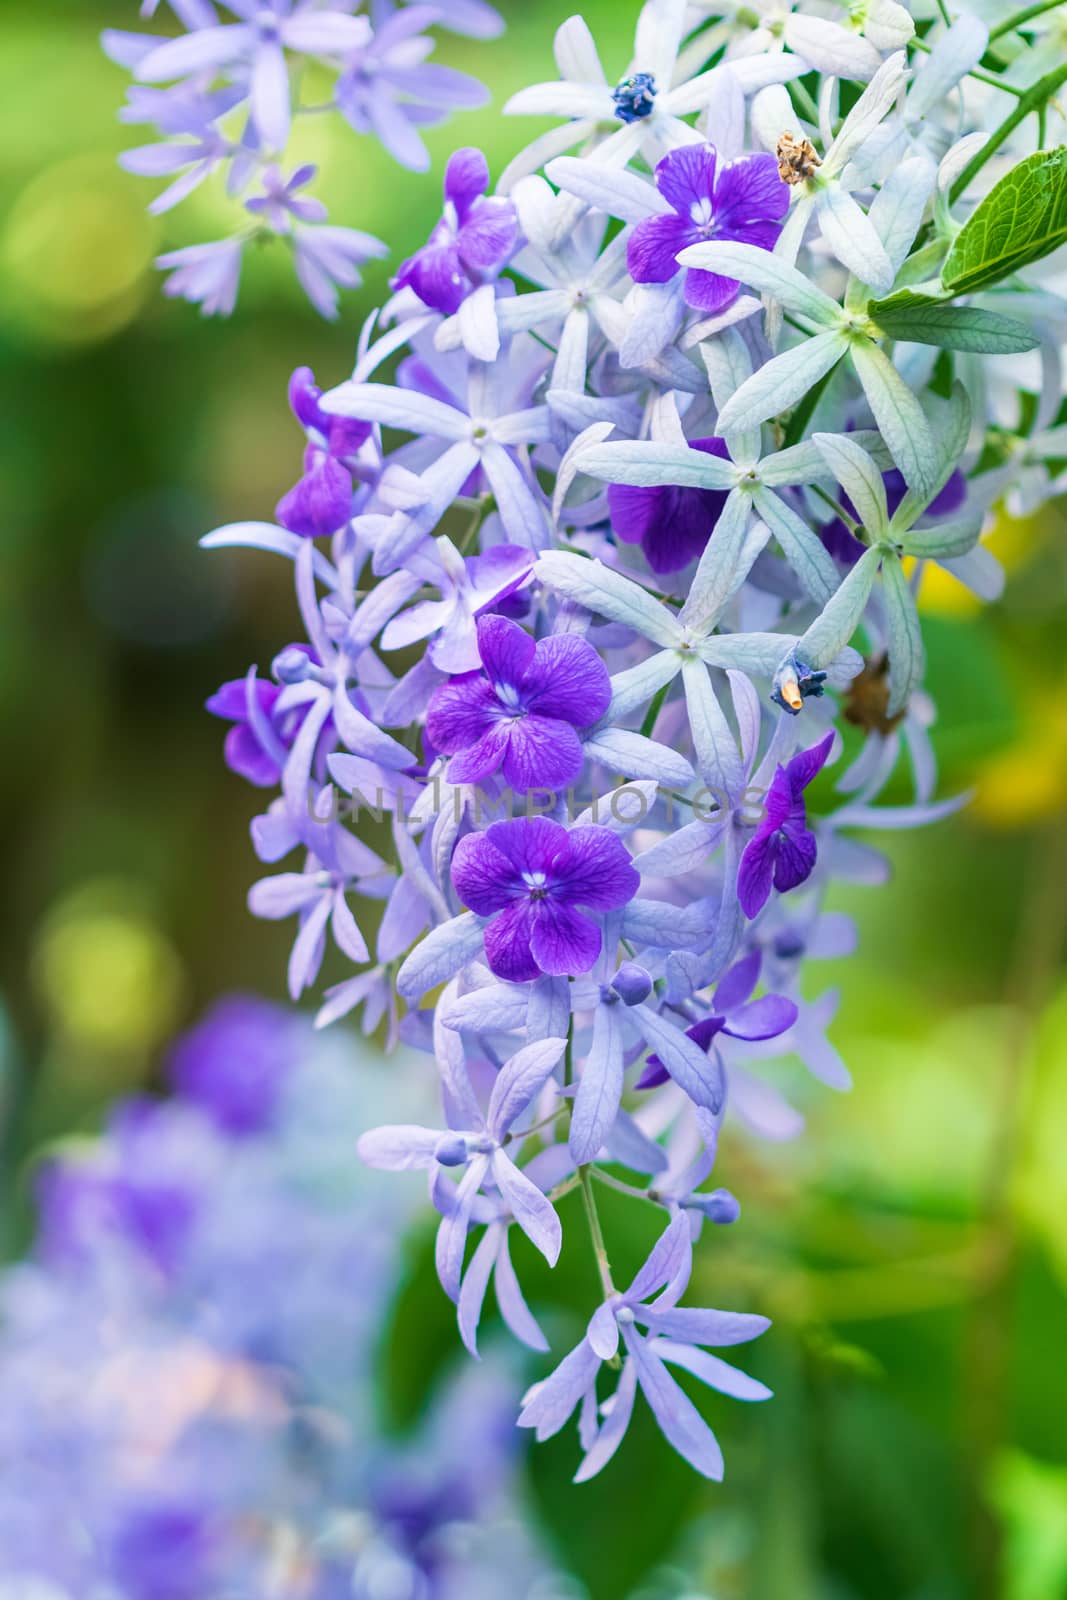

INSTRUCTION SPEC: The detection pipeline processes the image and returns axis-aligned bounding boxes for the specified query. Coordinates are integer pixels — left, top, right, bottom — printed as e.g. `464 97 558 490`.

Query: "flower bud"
273 646 314 685
433 1133 468 1168
686 1187 740 1225
611 962 653 1007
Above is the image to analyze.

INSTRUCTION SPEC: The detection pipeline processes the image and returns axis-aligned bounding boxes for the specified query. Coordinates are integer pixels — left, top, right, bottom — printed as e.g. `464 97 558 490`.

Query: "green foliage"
943 146 1067 295
871 293 1039 354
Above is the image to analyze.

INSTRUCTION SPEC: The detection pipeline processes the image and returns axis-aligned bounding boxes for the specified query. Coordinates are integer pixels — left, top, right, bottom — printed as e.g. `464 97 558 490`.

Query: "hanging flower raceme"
183 0 1067 1485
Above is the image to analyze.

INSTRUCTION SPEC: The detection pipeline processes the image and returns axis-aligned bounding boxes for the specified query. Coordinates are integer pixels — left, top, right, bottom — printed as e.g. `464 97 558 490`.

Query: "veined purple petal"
713 151 789 230
452 831 523 914
772 822 818 894
444 146 489 219
447 723 512 784
682 267 740 314
524 632 611 724
276 452 352 538
529 901 602 977
457 196 519 271
483 899 541 982
478 612 536 686
785 731 835 793
737 832 776 919
500 715 584 792
627 212 696 284
655 143 718 215
551 827 641 910
476 816 569 876
426 673 499 752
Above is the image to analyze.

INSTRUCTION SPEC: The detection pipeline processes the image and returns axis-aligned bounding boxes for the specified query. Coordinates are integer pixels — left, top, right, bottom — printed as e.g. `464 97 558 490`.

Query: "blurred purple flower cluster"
0 997 558 1598
104 0 503 314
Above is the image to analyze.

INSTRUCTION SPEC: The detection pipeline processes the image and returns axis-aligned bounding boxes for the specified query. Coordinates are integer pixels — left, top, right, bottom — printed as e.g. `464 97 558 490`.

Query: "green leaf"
942 146 1067 295
881 553 924 716
872 297 1038 354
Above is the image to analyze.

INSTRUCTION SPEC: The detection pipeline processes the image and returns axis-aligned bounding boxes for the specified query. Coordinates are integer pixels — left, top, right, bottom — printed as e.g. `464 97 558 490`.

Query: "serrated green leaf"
873 298 1038 354
942 146 1067 295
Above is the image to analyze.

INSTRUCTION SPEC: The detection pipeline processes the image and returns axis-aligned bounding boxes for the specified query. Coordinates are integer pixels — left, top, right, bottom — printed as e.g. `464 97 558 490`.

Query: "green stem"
579 1163 616 1298
590 1167 659 1206
810 482 863 536
787 78 820 126
639 681 671 739
911 36 1026 97
949 60 1067 203
935 0 951 22
988 0 1066 41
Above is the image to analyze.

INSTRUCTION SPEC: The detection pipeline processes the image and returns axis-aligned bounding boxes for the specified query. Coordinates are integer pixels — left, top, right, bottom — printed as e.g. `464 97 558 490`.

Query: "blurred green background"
2 4 1067 1597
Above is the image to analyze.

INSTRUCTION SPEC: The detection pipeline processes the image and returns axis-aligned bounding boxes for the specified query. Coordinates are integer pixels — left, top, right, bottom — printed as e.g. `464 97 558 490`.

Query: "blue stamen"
612 72 656 123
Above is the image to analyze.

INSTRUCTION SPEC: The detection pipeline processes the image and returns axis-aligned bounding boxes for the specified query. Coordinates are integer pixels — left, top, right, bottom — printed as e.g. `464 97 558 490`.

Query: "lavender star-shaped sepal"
628 143 788 315
392 146 518 314
357 1036 568 1294
426 614 610 791
275 366 372 539
518 1214 771 1482
821 465 968 566
738 733 834 919
608 436 731 575
637 950 799 1089
452 817 640 983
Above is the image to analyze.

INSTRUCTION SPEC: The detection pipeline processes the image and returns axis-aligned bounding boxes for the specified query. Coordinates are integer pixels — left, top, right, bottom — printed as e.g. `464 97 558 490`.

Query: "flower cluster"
197 0 1067 1481
0 997 558 1597
103 0 503 315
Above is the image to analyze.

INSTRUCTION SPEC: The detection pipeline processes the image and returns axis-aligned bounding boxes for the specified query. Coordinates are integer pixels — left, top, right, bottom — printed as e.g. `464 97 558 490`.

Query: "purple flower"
358 1037 568 1293
518 1214 770 1481
392 147 518 314
291 220 389 321
738 734 834 919
608 435 731 574
628 143 788 315
336 6 489 173
821 466 969 565
276 366 372 538
244 161 326 232
380 538 535 674
36 1100 218 1278
135 3 372 152
426 614 610 791
166 994 303 1135
451 818 640 982
638 950 798 1088
156 238 243 316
